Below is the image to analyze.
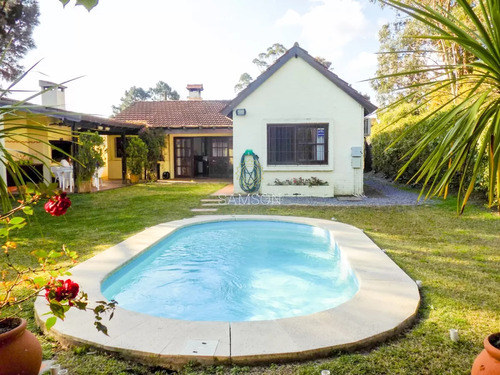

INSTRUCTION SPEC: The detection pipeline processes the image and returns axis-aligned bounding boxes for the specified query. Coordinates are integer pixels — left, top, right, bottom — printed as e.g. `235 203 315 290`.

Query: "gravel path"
226 172 432 206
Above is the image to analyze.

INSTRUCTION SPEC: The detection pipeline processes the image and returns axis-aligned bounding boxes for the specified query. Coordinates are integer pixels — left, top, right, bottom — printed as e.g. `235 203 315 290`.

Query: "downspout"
121 132 127 183
71 122 79 193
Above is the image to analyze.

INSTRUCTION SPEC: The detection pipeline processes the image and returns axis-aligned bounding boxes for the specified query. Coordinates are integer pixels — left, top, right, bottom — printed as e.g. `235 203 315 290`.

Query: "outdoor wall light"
235 108 246 116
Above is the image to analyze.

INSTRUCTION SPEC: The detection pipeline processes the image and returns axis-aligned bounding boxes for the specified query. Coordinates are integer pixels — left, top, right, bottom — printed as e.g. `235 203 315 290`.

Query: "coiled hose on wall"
239 149 261 193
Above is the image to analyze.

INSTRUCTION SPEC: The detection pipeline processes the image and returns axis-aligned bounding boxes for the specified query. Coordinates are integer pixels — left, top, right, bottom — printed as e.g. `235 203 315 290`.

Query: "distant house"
221 43 377 196
115 86 233 179
0 82 140 189
9 43 376 196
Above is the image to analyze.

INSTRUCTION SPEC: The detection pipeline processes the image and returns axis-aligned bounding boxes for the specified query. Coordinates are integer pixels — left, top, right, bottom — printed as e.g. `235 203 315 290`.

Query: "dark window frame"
267 123 328 165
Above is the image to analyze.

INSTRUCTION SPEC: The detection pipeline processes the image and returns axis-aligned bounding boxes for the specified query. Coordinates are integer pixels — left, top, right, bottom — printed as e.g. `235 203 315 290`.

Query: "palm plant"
378 0 500 213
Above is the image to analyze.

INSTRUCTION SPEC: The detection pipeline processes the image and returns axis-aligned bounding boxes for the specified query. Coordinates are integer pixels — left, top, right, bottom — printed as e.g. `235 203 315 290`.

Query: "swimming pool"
101 220 359 321
34 215 420 367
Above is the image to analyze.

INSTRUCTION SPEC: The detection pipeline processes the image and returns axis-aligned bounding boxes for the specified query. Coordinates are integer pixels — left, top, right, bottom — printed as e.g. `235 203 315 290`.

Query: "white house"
221 43 377 197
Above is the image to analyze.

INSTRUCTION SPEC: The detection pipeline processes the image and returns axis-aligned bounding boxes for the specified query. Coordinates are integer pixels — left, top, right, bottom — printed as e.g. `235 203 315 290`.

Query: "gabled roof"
115 100 232 129
221 43 377 117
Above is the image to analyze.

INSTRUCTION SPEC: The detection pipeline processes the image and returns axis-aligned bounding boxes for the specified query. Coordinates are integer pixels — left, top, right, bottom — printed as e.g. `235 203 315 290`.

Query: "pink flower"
44 192 71 216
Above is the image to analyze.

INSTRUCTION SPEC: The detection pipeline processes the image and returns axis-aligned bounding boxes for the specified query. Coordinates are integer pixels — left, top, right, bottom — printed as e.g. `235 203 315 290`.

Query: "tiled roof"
115 100 232 128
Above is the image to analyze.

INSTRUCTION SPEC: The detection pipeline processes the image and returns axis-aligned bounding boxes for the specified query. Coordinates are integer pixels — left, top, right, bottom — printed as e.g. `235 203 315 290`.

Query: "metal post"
121 133 127 183
71 122 79 193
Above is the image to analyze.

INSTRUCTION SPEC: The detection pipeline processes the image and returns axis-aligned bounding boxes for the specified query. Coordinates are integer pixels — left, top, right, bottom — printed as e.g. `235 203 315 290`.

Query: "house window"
267 124 328 165
212 139 230 157
115 137 124 158
364 118 371 136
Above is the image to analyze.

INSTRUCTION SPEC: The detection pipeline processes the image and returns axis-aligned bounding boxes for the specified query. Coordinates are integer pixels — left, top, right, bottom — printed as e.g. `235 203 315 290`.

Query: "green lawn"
3 183 499 375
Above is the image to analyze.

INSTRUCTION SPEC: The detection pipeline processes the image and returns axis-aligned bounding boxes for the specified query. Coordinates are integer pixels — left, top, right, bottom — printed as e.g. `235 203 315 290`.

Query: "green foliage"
376 0 500 213
139 127 165 181
371 117 441 183
125 137 148 176
112 81 179 115
59 0 99 11
76 131 105 182
0 0 40 81
148 81 180 101
234 43 333 93
234 73 253 93
252 43 287 72
273 177 328 186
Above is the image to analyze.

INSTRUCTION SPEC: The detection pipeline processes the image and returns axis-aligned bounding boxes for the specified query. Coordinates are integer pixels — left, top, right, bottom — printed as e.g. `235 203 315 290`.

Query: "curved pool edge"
34 215 420 368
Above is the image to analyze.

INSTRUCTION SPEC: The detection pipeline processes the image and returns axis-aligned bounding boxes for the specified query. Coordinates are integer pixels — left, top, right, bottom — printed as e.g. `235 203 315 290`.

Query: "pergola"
1 98 142 189
52 112 142 187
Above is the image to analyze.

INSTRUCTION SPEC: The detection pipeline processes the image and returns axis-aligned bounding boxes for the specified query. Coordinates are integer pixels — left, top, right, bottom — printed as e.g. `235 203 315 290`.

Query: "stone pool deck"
34 215 420 369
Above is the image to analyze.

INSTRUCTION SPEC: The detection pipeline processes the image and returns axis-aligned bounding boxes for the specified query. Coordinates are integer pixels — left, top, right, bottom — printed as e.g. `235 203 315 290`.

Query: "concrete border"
34 215 420 368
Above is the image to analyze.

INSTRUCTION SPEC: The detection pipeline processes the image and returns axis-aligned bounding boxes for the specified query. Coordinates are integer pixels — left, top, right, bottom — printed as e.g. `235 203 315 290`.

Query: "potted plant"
0 317 42 375
75 131 105 193
126 137 148 183
472 333 500 374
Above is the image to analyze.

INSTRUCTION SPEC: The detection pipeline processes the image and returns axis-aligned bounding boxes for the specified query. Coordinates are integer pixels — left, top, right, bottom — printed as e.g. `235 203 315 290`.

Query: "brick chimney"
39 80 67 109
186 84 203 100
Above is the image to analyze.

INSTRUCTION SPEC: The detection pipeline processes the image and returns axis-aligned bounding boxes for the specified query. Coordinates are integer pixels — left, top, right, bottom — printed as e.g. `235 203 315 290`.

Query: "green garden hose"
239 149 261 193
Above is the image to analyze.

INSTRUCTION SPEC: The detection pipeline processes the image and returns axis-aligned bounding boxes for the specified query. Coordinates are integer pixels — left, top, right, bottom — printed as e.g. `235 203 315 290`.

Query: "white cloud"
349 51 378 72
275 0 368 59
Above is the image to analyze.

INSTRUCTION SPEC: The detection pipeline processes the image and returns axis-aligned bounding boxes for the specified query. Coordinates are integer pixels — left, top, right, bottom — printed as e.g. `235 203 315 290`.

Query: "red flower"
45 279 79 303
44 192 71 216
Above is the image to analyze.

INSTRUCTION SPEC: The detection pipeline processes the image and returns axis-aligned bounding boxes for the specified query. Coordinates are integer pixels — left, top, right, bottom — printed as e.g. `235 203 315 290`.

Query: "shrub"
126 137 148 176
76 131 105 182
371 112 489 195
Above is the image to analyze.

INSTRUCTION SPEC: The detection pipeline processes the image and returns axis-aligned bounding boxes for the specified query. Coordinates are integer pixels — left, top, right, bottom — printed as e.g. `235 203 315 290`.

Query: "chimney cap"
186 84 203 91
39 80 67 90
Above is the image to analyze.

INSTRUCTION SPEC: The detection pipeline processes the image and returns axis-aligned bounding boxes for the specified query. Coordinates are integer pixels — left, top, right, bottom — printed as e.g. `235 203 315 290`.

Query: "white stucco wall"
233 57 365 196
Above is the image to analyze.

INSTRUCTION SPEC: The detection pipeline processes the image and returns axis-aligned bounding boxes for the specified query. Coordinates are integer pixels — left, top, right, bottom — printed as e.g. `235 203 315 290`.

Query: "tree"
234 43 334 93
234 73 253 93
252 43 287 73
0 0 40 81
372 0 477 107
58 0 98 10
112 81 179 115
148 80 180 101
139 127 165 181
377 0 500 213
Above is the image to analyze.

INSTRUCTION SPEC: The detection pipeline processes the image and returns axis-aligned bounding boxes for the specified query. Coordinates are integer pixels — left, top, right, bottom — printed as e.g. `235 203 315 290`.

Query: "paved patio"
208 172 431 207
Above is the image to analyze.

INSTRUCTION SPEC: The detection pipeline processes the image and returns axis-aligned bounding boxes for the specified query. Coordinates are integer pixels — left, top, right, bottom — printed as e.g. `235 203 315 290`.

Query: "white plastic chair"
51 166 64 190
92 167 104 191
61 167 74 193
51 166 73 192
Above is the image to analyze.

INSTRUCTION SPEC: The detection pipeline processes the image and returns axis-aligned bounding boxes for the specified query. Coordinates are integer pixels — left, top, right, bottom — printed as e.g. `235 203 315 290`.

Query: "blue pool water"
101 220 359 322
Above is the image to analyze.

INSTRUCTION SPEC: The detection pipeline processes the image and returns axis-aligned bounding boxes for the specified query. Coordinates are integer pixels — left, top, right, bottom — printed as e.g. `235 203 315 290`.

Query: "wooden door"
174 138 193 178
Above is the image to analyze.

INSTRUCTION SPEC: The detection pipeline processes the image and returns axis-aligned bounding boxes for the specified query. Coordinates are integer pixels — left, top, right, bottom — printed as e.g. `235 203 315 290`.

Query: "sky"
12 0 393 117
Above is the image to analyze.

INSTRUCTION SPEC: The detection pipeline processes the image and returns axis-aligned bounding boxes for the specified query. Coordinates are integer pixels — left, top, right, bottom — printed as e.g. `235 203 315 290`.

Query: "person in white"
60 157 71 167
